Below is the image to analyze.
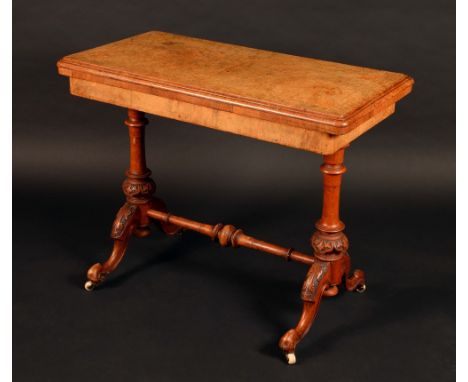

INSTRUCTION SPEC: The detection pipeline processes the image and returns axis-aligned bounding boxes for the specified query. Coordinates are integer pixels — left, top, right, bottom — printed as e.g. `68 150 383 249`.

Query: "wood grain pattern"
279 148 366 363
84 110 180 291
146 209 315 265
69 77 394 154
58 30 413 136
61 31 413 363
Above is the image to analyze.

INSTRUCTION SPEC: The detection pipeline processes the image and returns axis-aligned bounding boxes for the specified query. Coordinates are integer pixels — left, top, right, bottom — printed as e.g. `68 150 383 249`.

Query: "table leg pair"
84 109 366 364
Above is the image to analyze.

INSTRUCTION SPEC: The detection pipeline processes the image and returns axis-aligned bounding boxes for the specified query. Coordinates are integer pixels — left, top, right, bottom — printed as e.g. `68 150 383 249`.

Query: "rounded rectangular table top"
57 31 413 135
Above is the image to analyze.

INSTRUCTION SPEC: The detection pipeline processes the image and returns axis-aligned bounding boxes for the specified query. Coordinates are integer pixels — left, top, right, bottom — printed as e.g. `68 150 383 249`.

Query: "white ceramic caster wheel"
356 284 367 293
285 352 296 365
84 280 95 292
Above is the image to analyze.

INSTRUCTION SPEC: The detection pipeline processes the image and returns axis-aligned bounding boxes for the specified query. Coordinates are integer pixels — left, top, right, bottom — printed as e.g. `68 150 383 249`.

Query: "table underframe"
84 108 366 365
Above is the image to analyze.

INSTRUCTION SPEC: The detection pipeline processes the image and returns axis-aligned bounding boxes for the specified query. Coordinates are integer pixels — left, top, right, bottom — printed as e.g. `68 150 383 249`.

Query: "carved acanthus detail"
301 262 330 302
111 203 138 239
122 176 156 203
311 230 349 257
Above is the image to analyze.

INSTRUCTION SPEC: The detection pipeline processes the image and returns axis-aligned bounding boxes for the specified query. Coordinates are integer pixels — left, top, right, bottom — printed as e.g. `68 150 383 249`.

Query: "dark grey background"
13 0 455 381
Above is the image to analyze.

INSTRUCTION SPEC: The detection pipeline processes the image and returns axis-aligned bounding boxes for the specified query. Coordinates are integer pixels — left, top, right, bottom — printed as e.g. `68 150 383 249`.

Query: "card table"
57 31 413 364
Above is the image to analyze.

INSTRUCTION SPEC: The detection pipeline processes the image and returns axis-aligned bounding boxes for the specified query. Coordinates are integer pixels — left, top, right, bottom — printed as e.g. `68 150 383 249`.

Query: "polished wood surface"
69 77 395 154
279 148 366 363
58 31 413 365
84 110 179 291
81 109 367 364
57 31 411 130
57 31 413 146
147 209 315 265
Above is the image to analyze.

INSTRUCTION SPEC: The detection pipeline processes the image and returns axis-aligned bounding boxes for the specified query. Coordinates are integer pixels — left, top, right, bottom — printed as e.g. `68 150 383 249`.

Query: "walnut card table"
57 31 413 365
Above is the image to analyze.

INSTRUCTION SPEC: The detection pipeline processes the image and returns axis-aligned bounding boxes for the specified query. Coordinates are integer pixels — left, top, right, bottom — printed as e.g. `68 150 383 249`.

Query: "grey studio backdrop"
13 0 455 381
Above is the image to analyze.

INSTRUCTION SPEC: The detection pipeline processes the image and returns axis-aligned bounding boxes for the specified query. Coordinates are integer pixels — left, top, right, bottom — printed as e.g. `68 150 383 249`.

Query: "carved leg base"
323 254 367 297
84 109 183 292
278 148 369 363
279 253 366 364
346 268 366 293
341 252 366 293
84 194 183 292
279 262 330 364
84 203 139 291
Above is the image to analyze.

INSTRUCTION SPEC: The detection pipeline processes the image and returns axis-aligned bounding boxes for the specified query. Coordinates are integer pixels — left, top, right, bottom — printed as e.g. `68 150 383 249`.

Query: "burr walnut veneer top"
58 31 413 134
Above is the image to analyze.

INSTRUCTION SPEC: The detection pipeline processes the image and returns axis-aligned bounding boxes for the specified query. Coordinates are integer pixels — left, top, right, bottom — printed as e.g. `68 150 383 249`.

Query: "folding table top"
58 31 413 137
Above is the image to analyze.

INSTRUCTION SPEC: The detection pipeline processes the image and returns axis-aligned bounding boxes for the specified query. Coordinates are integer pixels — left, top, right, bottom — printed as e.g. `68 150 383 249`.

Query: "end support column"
279 147 366 364
84 109 178 291
311 148 348 262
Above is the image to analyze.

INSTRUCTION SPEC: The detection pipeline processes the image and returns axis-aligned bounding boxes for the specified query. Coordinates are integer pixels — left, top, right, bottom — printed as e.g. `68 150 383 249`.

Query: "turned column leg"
279 148 366 364
310 148 366 292
84 109 178 291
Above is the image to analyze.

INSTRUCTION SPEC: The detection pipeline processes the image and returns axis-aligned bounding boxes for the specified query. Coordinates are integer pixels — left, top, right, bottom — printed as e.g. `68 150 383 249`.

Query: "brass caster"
356 284 367 293
84 280 96 292
285 352 296 365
